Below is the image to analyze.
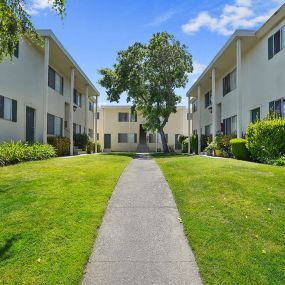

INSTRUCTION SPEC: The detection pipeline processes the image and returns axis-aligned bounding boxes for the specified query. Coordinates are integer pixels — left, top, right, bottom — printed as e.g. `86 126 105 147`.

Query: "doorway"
104 134 111 149
139 124 146 144
26 106 35 143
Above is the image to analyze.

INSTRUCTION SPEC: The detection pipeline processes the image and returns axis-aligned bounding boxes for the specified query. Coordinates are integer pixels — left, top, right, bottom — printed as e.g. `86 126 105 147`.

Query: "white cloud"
146 9 177 26
26 0 54 15
191 61 206 77
182 0 281 36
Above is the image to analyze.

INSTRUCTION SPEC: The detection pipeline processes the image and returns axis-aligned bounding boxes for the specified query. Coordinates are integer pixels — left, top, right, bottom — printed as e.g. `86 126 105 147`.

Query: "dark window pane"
175 134 182 150
274 30 281 55
47 113 54 135
14 42 19 58
0 96 4 118
12 99 17 122
48 67 55 89
118 133 128 143
268 36 274 59
251 108 260 123
275 99 282 117
269 101 275 114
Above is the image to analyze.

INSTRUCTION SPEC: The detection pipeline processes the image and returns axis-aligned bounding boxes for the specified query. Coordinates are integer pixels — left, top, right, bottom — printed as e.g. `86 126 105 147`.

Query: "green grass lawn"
0 154 132 285
154 155 285 285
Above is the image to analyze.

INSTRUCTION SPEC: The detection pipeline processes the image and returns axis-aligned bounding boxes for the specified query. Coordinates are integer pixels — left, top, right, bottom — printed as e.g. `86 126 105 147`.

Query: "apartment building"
0 30 99 155
97 105 189 152
187 4 285 153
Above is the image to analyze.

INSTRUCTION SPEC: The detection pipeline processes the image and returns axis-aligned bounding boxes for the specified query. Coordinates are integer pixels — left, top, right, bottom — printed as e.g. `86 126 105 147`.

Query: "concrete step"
137 143 149 153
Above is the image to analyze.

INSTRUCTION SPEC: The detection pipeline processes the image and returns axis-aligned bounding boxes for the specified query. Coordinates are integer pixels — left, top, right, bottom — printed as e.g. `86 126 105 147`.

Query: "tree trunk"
158 128 169 153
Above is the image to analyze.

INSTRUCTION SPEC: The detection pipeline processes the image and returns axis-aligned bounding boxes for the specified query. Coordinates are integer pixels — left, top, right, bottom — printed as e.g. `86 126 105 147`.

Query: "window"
130 112 137 122
73 89 82 107
223 69 236 96
222 115 237 135
175 134 182 150
205 125 212 136
193 100 198 112
89 102 93 111
48 67 63 95
95 112 99 119
47 113 63 136
149 133 156 143
73 123 81 135
118 112 129 122
128 133 137 143
205 91 212 108
268 26 285 60
193 129 197 135
14 42 19 58
251 107 260 123
118 133 128 143
0 95 17 122
269 98 285 118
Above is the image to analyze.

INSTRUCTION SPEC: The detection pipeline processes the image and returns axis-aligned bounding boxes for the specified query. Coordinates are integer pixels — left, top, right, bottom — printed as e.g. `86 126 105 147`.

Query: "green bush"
87 141 93 154
246 117 285 163
230 138 250 161
182 138 189 153
47 136 70 156
190 135 198 154
74 134 89 150
272 155 285 166
178 135 188 144
0 141 56 166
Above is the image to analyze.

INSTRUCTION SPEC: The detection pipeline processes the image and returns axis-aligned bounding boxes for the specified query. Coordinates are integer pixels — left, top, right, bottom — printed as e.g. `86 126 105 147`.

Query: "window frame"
118 112 129 122
268 25 284 60
0 95 17 122
48 66 64 95
118 133 128 143
47 113 63 136
251 107 261 123
223 68 237 96
204 91 212 108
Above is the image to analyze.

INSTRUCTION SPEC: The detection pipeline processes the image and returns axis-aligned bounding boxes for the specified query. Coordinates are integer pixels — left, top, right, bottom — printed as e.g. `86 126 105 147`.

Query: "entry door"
26 107 35 143
104 134 111 149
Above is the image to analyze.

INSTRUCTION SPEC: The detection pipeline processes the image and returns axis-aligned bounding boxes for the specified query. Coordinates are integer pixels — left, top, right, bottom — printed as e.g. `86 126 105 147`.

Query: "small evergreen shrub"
246 117 285 163
230 138 250 161
74 134 89 150
47 136 70 156
87 141 93 154
190 135 198 154
182 138 189 153
0 141 56 166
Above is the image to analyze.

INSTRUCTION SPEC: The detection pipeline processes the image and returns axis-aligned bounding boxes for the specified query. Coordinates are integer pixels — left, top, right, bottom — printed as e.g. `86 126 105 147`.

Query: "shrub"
178 135 188 144
181 138 189 153
272 155 285 166
0 141 56 166
246 117 285 163
74 134 89 150
87 141 93 154
201 135 211 151
189 135 198 154
47 136 70 156
230 138 250 161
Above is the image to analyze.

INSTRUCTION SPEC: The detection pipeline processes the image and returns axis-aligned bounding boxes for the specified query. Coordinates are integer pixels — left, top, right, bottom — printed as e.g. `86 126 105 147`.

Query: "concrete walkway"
82 154 202 285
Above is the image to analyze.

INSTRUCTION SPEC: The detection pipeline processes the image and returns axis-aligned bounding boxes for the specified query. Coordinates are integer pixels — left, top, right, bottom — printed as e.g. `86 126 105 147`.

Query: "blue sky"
29 0 284 106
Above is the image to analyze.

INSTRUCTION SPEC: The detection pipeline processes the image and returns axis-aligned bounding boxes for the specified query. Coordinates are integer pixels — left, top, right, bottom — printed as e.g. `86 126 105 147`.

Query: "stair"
136 143 150 153
74 146 87 155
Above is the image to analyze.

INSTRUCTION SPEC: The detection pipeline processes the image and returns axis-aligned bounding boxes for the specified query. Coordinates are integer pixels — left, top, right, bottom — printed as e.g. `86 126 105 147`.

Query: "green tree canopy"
99 32 193 153
0 0 66 62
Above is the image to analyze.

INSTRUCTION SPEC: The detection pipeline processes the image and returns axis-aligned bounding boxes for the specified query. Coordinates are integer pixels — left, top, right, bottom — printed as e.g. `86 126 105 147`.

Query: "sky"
29 0 284 106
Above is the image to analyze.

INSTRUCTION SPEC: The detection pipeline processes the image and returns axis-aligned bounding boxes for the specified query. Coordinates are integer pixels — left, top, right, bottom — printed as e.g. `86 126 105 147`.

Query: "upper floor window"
0 95 17 122
14 42 19 58
205 91 212 108
222 115 237 135
269 98 285 118
118 112 129 122
47 113 62 136
73 89 82 107
73 123 81 135
251 107 261 123
130 111 137 122
193 100 198 112
48 67 64 95
149 133 156 143
118 133 128 143
89 101 93 111
268 26 285 60
223 69 237 96
205 124 212 136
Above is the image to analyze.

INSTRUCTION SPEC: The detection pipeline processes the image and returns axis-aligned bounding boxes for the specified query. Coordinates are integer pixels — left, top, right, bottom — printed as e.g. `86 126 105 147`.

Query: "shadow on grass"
151 153 195 159
101 152 136 158
0 235 20 261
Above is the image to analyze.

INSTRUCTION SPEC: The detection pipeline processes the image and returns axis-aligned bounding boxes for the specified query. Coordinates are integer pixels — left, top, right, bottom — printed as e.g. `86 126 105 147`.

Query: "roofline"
187 29 255 97
38 29 100 97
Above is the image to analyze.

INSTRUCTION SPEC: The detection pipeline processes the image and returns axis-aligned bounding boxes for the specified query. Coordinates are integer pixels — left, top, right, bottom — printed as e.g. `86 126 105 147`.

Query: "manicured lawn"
154 155 285 285
0 154 132 284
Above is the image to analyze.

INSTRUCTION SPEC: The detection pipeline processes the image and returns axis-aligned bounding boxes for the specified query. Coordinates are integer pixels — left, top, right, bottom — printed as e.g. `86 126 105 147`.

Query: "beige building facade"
97 106 189 152
0 30 99 155
187 4 285 153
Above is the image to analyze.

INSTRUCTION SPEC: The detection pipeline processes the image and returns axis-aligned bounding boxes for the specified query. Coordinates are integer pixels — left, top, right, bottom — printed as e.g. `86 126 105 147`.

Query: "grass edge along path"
154 154 285 285
0 153 132 285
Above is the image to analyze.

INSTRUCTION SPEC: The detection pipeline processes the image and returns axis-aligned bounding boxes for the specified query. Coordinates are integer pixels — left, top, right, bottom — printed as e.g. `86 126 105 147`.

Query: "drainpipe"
94 95 98 153
188 95 191 154
43 37 49 144
69 68 75 155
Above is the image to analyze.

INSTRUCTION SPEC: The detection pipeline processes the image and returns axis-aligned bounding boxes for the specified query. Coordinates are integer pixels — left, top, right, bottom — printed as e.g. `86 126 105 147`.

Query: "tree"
0 0 66 62
99 32 193 153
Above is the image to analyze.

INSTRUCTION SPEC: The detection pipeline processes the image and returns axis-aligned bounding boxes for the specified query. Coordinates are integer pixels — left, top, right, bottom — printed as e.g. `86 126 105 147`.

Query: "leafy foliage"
0 0 66 61
99 32 193 152
246 117 285 163
73 134 89 150
47 136 70 156
0 141 56 166
230 138 251 161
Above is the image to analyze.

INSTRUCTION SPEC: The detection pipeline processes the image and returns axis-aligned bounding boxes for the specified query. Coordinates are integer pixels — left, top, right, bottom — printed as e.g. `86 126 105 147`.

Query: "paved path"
82 154 202 285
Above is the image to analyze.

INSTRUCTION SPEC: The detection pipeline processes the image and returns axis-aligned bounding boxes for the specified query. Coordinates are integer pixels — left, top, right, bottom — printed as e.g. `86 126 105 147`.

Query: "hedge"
0 142 56 166
47 136 70 156
230 138 250 161
246 117 285 163
74 134 89 150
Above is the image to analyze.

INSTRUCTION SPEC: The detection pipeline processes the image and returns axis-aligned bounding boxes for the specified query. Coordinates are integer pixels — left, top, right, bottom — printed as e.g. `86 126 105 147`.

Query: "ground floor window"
0 95 17 122
222 115 237 135
148 133 156 143
73 123 81 135
128 133 137 143
47 113 63 136
269 98 285 118
175 134 182 150
205 124 212 136
251 107 261 123
118 133 128 143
